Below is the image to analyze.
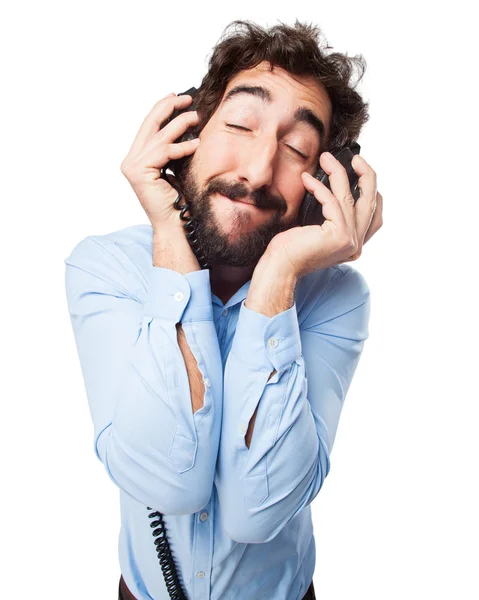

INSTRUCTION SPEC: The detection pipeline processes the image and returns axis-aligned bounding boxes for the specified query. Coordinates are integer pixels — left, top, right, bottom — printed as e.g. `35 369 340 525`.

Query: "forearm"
176 322 206 413
216 264 370 543
65 235 223 513
216 284 323 543
244 368 276 448
153 229 205 413
243 263 297 446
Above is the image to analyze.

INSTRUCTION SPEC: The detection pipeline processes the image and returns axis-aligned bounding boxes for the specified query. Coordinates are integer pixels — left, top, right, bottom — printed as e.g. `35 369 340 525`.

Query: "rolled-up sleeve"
216 266 371 543
64 236 223 515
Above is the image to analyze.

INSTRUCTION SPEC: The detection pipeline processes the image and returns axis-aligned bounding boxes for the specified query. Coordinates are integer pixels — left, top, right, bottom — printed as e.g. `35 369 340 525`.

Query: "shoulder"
64 223 154 257
63 223 155 299
297 264 371 333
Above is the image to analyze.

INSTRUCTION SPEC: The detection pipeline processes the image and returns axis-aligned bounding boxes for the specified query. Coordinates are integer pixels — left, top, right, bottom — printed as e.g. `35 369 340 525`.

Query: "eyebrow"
222 84 327 147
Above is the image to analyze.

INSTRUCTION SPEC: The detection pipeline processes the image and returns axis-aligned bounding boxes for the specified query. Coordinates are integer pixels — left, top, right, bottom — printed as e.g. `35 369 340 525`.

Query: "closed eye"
226 124 250 132
226 124 309 160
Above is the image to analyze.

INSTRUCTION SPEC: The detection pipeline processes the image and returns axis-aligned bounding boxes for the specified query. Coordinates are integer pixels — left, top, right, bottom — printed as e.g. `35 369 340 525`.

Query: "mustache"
206 179 286 213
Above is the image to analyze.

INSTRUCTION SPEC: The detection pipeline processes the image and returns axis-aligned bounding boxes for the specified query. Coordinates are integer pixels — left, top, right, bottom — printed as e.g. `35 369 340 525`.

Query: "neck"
209 264 255 306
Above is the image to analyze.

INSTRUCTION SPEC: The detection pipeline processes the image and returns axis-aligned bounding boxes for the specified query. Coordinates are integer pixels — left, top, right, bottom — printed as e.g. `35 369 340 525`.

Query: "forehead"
221 61 332 137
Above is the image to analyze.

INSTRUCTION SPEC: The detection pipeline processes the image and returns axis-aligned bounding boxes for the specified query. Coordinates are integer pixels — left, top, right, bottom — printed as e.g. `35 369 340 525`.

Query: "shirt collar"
211 278 252 310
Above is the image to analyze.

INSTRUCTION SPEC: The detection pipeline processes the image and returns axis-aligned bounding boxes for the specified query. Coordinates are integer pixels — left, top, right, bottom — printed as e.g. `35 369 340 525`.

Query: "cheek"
276 169 307 216
196 134 234 175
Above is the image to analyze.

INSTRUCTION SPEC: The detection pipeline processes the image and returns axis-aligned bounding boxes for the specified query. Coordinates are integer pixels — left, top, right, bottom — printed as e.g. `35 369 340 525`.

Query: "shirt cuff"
143 267 213 322
231 299 302 373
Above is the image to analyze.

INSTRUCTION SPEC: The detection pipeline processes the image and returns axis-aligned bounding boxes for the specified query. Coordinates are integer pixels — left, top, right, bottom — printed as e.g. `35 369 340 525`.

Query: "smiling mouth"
216 193 261 208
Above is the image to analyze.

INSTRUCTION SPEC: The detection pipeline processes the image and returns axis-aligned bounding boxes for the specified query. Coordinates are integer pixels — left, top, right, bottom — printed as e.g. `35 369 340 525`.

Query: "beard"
175 155 298 268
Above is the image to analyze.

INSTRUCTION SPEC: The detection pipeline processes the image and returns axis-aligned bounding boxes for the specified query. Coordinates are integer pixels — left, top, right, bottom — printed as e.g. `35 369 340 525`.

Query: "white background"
1 1 477 599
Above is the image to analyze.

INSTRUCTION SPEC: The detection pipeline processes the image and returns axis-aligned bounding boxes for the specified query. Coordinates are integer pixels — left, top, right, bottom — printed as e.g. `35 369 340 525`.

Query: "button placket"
193 500 212 596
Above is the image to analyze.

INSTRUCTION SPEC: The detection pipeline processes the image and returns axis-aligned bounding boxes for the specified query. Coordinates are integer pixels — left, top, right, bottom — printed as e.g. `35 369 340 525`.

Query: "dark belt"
119 574 316 599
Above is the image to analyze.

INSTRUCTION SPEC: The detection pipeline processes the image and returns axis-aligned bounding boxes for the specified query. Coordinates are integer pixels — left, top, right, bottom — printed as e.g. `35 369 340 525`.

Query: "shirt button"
222 308 229 316
199 511 208 522
268 337 279 348
174 292 184 302
239 422 247 435
196 571 205 579
203 378 211 388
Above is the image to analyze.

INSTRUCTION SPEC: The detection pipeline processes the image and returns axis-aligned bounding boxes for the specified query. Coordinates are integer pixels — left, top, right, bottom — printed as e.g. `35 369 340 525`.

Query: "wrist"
245 261 297 318
153 228 201 273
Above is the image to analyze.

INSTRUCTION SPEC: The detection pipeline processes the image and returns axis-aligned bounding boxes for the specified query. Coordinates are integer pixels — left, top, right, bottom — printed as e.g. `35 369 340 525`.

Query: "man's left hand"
260 151 383 279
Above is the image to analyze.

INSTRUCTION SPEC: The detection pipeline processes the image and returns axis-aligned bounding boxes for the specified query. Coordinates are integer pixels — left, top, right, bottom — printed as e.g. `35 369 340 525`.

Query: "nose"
236 137 277 191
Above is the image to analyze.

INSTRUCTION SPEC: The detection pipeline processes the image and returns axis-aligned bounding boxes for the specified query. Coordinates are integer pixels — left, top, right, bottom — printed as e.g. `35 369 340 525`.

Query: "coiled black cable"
144 87 204 600
160 169 209 270
146 170 197 598
146 506 189 600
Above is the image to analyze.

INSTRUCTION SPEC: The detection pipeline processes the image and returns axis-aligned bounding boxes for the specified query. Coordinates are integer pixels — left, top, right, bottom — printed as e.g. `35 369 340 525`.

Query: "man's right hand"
120 93 200 234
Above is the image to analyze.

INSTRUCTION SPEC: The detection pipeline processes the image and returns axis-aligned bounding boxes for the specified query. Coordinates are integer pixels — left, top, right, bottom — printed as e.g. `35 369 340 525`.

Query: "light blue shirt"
64 224 371 600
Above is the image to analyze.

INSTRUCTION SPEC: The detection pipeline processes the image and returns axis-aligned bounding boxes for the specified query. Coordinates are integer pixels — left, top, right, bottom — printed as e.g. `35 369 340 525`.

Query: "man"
64 19 383 600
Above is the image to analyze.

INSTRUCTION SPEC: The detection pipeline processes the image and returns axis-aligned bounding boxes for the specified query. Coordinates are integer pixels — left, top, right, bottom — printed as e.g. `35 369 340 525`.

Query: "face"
179 61 332 268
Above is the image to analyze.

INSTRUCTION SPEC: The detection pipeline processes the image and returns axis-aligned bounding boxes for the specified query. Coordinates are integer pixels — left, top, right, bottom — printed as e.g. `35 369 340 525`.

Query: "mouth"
216 193 261 209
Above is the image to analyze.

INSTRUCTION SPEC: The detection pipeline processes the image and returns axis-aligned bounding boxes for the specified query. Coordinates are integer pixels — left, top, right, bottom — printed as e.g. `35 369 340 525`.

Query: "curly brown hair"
191 18 370 154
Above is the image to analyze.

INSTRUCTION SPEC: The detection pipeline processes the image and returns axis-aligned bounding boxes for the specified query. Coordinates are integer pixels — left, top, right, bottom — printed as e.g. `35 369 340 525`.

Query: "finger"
135 110 198 161
166 138 201 161
364 190 383 244
351 154 377 210
301 172 349 235
347 154 377 249
154 109 199 143
126 94 194 161
141 137 201 170
353 175 377 247
344 190 383 262
318 151 357 238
